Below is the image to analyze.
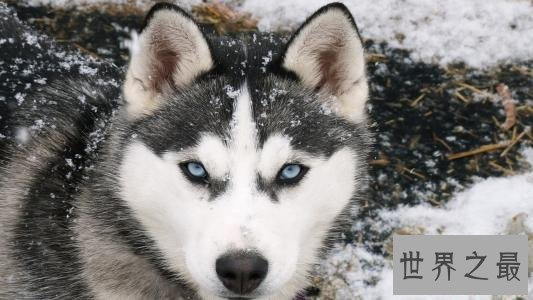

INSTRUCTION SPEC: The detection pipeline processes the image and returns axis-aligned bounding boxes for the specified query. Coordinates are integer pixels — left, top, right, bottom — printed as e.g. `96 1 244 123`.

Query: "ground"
1 0 532 299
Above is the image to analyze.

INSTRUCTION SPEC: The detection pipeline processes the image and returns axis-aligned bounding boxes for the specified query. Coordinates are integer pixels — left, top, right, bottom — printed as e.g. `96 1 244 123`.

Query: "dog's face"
118 3 368 299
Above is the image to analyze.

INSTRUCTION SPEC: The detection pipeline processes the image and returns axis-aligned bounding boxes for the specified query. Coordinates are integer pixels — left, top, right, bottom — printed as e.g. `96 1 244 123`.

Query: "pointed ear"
281 3 368 122
123 3 214 117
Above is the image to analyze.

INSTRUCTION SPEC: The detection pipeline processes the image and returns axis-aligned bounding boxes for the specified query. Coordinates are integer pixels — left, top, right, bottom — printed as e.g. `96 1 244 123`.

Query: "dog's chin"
194 287 258 300
217 291 264 300
197 288 273 300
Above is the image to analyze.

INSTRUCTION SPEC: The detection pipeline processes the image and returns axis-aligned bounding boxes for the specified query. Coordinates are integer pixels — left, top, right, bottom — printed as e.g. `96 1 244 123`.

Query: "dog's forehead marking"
228 85 258 192
194 84 296 188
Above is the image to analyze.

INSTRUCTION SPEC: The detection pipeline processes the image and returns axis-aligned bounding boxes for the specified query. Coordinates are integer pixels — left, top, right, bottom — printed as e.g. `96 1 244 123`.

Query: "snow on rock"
319 146 533 299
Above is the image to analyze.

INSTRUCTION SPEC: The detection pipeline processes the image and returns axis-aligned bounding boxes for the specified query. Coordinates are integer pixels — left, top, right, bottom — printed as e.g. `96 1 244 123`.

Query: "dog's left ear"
123 3 214 117
281 3 368 121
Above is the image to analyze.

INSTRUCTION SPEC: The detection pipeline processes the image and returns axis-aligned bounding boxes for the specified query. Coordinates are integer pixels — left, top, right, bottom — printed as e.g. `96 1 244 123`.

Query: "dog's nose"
215 251 268 295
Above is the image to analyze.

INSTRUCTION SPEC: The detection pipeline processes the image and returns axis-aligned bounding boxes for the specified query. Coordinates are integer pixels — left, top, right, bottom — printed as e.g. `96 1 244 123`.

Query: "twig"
72 42 101 59
433 133 452 152
367 53 388 63
454 90 470 104
447 142 509 160
489 161 516 176
491 116 501 128
496 83 517 131
410 93 426 107
500 127 530 157
192 2 257 34
456 82 492 97
397 165 426 179
428 198 442 207
371 159 390 166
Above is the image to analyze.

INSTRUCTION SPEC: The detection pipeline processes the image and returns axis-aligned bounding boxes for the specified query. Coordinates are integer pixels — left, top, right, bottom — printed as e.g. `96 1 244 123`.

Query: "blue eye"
277 164 308 185
280 164 301 179
180 161 208 183
187 162 206 177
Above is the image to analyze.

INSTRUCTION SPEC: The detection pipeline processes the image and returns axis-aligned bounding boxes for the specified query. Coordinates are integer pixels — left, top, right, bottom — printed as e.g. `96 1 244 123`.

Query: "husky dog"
0 2 371 299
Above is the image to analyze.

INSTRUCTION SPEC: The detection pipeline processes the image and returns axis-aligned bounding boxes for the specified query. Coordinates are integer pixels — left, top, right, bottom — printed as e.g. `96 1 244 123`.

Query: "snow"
319 146 533 299
122 31 140 56
23 0 201 9
14 127 30 144
21 0 533 68
78 65 98 76
224 84 240 99
14 92 25 105
242 0 533 68
23 32 41 48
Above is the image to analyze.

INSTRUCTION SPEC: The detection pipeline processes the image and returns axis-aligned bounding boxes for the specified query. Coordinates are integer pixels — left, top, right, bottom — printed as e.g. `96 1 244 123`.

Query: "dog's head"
118 2 369 299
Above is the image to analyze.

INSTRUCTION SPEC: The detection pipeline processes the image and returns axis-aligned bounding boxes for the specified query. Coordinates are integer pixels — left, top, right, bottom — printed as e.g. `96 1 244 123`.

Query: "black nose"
215 251 268 295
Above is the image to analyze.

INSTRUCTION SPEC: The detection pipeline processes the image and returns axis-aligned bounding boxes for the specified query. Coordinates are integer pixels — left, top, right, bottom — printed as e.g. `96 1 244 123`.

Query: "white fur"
257 134 292 179
283 8 368 122
119 85 360 299
195 135 230 179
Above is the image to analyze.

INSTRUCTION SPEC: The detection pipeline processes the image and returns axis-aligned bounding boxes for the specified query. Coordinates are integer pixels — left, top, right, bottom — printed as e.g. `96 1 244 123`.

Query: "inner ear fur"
282 3 368 122
123 3 214 117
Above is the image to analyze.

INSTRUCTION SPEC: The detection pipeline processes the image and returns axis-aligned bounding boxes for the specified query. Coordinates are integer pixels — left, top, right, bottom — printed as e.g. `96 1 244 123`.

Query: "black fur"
11 80 119 299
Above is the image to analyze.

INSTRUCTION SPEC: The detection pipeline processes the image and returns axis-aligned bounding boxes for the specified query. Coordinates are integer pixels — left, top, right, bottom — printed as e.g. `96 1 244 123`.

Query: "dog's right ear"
123 3 214 117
